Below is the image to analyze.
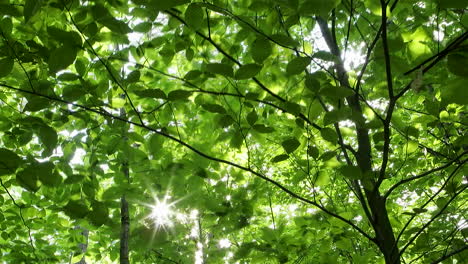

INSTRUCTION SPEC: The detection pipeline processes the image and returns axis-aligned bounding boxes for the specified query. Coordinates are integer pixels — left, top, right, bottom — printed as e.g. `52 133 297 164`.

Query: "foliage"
0 0 467 263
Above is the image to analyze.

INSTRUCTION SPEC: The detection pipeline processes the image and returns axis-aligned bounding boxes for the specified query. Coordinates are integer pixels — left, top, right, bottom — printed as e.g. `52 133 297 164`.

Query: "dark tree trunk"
120 195 130 264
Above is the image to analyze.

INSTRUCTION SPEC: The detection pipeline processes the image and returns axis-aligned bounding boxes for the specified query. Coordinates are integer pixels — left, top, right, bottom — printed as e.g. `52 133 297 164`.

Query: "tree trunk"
119 105 130 264
366 192 400 264
120 195 130 264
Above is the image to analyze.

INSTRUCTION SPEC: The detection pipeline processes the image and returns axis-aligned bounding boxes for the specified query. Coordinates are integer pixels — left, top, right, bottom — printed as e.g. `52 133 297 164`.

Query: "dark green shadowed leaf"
252 124 275 133
24 0 42 22
271 154 289 163
185 4 204 30
16 164 41 192
282 138 301 154
339 165 362 180
63 200 89 219
251 37 272 63
0 58 14 78
202 103 226 114
286 57 311 75
246 110 258 126
48 45 78 73
38 125 58 151
0 148 22 176
134 89 167 99
235 64 262 80
206 63 234 77
168 90 192 101
320 127 338 143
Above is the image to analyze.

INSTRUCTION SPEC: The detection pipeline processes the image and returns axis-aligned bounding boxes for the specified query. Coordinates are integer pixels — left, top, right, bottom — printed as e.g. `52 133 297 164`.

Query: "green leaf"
47 26 82 46
323 110 349 126
62 85 86 101
88 201 109 226
201 103 226 114
149 0 190 10
0 17 13 36
147 134 164 158
126 70 141 83
281 138 301 154
48 45 78 73
134 89 167 99
286 57 311 75
37 162 61 187
0 58 14 78
185 4 204 30
305 74 320 92
404 140 419 154
447 53 468 77
314 171 330 186
299 0 340 16
251 37 272 63
320 128 338 143
313 51 337 61
246 110 258 126
24 0 42 22
339 165 362 180
441 79 468 105
270 34 299 47
307 146 319 159
0 148 22 176
436 0 468 8
37 125 58 151
63 200 89 219
16 165 40 192
320 86 354 99
217 114 235 128
282 102 302 115
252 124 275 133
271 154 289 163
234 64 262 80
133 22 153 32
320 151 336 161
24 97 50 112
168 90 192 101
57 73 79 81
206 63 234 77
184 70 202 80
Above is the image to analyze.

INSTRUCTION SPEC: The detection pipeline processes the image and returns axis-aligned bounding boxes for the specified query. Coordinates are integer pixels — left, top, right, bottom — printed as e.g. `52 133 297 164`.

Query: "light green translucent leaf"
112 98 126 108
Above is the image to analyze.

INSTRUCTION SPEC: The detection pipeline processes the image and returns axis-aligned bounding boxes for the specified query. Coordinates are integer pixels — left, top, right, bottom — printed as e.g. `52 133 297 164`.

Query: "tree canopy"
0 0 467 263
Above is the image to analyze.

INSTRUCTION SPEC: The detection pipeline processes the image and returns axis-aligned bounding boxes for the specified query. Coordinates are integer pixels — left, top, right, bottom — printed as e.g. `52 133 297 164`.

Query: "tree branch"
430 245 468 264
399 182 468 257
384 153 468 198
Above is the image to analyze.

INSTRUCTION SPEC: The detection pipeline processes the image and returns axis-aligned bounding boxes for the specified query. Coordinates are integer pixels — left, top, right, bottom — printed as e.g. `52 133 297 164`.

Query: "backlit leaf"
282 138 301 154
286 57 311 75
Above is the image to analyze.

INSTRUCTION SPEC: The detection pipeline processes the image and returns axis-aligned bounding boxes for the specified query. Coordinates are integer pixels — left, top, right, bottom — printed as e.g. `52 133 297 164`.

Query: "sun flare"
149 196 175 229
